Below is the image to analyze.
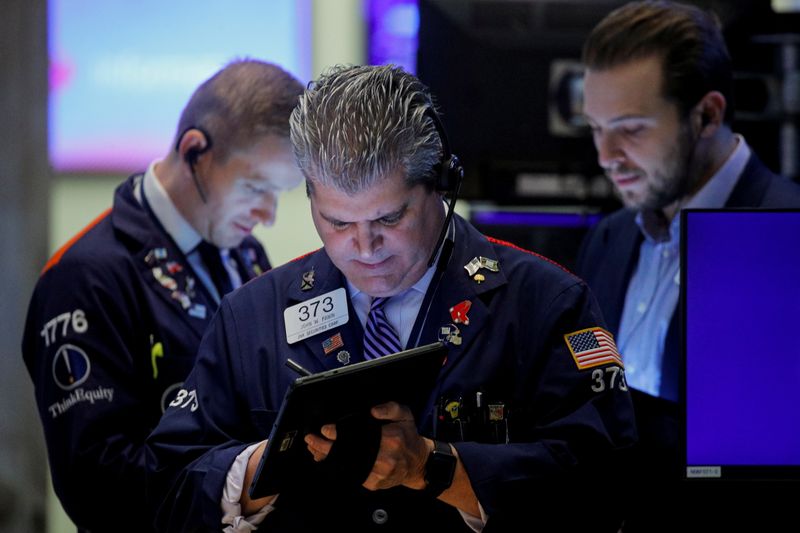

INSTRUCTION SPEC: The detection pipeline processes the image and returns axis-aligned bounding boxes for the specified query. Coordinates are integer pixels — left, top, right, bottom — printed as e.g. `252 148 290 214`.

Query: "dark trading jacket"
21 174 270 532
146 214 637 533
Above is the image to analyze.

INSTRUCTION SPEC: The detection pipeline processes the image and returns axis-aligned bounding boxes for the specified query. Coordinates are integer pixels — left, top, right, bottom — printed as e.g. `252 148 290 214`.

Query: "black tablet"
249 341 448 498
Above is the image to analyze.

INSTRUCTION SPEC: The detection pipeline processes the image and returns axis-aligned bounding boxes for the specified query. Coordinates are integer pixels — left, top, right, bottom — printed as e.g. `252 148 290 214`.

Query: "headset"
176 126 213 204
425 107 464 268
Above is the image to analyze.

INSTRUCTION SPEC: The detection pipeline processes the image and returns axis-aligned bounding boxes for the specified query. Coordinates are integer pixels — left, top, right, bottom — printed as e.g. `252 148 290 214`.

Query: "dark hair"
290 64 443 194
174 58 304 161
583 1 734 123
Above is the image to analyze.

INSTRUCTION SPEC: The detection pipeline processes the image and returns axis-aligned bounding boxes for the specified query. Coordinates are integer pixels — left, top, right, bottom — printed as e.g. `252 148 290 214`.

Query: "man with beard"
576 1 800 530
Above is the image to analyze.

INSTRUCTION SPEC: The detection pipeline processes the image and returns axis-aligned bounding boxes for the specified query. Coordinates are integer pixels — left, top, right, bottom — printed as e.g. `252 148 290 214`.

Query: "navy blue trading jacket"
21 174 270 532
146 214 636 532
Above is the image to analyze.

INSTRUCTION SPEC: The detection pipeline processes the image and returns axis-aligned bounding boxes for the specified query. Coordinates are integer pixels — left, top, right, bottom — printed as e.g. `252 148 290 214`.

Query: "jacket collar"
111 174 217 335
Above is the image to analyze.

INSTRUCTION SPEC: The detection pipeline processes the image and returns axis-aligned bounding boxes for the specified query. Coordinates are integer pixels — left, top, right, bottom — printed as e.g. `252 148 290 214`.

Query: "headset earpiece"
437 153 464 194
425 106 464 268
176 126 213 167
185 148 200 167
425 107 464 194
176 126 213 204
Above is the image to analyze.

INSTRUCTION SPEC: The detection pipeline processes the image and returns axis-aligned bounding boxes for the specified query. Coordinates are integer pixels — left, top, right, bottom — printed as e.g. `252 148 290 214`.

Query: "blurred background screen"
48 0 312 173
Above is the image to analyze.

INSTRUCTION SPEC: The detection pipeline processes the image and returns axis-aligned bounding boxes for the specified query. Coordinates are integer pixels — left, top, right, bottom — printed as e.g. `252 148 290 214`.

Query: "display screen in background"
366 0 419 73
684 209 800 470
49 0 312 173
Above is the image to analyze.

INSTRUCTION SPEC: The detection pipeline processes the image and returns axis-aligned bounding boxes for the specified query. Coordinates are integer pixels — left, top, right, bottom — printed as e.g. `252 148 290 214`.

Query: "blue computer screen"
683 209 800 478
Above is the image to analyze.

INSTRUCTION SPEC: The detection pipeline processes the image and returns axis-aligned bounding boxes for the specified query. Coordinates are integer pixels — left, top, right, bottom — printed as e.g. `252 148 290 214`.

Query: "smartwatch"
422 440 456 498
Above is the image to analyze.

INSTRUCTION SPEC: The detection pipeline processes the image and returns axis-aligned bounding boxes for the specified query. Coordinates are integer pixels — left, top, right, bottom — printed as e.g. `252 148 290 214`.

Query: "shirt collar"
685 134 749 210
636 135 750 242
143 160 203 254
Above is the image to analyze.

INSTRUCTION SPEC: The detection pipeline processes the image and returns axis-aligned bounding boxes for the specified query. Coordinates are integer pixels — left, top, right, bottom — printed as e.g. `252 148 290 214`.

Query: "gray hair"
290 64 443 194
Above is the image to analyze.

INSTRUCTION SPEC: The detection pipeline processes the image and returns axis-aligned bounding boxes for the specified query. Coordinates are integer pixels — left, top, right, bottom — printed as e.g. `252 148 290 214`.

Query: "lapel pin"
166 261 183 275
145 247 168 265
336 350 351 365
450 300 472 326
301 270 315 291
464 257 482 276
152 267 178 291
322 332 344 355
188 304 207 320
479 257 499 272
170 290 191 310
438 324 463 346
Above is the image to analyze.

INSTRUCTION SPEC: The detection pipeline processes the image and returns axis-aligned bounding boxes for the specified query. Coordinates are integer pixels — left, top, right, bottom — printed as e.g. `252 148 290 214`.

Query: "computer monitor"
49 0 312 173
681 208 800 482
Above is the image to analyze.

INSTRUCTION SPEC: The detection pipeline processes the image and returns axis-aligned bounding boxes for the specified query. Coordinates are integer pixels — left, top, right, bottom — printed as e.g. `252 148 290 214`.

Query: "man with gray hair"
147 64 636 532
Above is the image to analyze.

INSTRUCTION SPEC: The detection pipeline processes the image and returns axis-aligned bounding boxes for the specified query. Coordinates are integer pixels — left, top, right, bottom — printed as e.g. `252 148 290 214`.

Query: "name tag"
284 287 349 344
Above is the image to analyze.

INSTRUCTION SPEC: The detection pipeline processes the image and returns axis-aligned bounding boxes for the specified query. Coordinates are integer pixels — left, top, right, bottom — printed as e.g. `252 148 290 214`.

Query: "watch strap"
422 440 456 498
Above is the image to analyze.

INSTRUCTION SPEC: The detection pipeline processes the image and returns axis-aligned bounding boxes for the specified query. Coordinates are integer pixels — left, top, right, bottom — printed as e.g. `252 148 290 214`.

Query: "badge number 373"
283 287 349 344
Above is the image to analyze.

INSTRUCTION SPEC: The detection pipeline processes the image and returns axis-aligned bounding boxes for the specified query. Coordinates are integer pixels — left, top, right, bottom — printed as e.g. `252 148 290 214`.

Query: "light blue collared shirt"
619 136 750 396
139 161 242 303
347 265 437 350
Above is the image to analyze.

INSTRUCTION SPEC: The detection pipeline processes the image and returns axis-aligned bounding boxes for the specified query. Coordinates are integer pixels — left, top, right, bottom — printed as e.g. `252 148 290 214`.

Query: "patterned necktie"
363 297 403 359
195 240 234 297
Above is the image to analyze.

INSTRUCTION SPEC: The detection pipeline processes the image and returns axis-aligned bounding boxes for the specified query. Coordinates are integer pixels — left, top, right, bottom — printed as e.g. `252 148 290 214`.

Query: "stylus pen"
285 358 312 377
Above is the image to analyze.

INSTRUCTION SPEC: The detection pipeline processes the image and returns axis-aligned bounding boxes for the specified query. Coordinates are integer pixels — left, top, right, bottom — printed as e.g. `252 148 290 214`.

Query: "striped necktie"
363 297 403 359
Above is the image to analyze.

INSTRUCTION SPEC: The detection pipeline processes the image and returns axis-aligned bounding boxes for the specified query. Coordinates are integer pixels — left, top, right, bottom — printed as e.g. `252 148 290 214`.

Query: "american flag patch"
564 327 623 370
322 332 344 355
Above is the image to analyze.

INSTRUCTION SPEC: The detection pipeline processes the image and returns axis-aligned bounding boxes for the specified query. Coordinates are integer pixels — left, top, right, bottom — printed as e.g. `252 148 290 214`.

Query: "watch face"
425 441 457 496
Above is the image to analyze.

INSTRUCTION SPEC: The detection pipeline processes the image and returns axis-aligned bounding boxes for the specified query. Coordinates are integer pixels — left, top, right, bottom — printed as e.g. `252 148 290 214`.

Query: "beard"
614 120 702 212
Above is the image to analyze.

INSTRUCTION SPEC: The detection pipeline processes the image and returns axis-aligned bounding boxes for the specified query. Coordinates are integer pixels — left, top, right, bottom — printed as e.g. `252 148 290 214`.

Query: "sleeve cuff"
221 440 277 532
458 503 488 533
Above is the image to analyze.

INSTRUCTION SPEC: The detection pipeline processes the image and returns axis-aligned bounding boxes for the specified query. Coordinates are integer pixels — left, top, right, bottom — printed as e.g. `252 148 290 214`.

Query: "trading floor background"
2 1 797 532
